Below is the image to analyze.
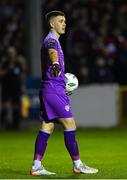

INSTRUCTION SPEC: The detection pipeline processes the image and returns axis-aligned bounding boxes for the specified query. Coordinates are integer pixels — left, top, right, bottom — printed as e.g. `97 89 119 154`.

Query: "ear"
50 22 54 28
49 19 54 28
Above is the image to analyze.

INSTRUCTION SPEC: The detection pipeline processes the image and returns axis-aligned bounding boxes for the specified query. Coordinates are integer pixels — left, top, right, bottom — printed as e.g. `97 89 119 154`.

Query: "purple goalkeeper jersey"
39 32 73 121
40 32 66 94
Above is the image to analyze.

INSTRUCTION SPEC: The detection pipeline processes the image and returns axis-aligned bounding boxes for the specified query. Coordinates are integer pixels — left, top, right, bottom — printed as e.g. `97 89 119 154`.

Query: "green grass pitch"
0 127 127 179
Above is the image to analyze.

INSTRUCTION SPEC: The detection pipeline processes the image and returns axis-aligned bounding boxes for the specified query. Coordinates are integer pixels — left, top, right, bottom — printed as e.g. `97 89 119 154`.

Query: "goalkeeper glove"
50 63 61 77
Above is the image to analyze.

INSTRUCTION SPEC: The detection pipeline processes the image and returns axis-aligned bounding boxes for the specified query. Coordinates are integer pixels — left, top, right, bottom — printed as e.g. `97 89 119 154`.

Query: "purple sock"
34 130 50 161
64 130 80 161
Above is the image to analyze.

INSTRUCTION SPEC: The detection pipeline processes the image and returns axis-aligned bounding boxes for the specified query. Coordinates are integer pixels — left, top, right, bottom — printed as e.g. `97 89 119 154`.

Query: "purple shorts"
39 91 73 122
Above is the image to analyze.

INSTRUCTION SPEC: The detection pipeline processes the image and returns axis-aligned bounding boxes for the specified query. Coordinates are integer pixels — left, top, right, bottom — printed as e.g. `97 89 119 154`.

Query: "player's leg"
1 101 12 129
31 121 56 175
11 91 22 130
12 103 21 130
58 117 80 164
34 121 54 162
58 117 98 174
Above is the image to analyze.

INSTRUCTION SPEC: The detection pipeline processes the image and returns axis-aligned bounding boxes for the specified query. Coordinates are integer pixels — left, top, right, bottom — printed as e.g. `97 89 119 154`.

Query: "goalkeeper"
30 10 98 176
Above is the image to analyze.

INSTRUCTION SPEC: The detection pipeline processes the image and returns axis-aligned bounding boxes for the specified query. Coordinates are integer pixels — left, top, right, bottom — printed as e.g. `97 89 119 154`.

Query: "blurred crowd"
0 0 27 130
42 0 127 85
0 0 26 56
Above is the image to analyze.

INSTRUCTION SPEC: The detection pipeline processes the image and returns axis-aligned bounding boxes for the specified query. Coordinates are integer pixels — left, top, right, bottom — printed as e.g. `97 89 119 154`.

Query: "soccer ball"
65 73 79 92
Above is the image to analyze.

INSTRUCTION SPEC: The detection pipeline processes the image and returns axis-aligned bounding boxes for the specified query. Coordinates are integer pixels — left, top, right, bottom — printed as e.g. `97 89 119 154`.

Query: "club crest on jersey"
65 105 70 112
47 39 56 48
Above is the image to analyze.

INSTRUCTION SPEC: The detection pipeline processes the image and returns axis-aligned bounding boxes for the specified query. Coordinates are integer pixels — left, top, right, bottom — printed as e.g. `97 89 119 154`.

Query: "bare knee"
41 121 55 133
58 118 76 130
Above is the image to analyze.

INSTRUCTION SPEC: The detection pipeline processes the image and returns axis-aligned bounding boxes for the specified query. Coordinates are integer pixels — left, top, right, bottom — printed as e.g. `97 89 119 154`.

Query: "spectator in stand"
0 46 27 130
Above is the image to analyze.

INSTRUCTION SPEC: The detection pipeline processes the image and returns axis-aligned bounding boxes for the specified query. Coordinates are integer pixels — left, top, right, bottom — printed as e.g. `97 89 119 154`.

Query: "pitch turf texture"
0 128 127 179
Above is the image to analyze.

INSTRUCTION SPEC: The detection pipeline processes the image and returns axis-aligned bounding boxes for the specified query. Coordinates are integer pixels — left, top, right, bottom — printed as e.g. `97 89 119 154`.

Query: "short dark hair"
45 10 65 29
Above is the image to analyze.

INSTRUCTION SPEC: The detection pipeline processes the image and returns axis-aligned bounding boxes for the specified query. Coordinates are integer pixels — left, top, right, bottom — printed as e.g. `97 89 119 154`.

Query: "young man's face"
50 15 66 35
